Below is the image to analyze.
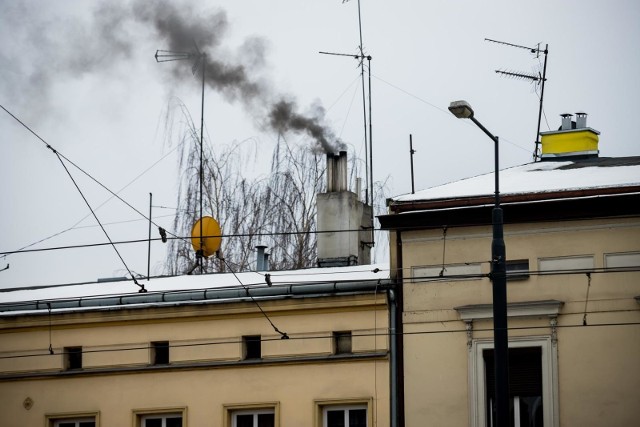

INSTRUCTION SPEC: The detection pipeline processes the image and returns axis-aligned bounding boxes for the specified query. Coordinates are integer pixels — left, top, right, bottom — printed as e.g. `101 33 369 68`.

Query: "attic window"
506 259 530 281
151 341 170 365
333 331 352 355
64 347 82 370
243 335 262 360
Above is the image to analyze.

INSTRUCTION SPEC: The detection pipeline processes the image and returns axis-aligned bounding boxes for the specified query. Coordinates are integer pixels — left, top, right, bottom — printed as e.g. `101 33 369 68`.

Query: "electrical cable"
52 150 146 293
219 256 289 339
0 103 190 252
1 320 638 363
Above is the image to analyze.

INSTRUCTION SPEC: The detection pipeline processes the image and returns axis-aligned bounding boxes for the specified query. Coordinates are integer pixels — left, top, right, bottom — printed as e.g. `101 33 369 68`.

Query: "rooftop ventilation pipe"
560 113 573 130
326 151 348 192
255 245 268 271
575 112 587 129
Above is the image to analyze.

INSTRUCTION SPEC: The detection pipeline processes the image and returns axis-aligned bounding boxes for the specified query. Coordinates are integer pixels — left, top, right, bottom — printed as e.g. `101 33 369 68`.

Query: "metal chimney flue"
326 151 348 192
575 112 587 129
560 113 573 130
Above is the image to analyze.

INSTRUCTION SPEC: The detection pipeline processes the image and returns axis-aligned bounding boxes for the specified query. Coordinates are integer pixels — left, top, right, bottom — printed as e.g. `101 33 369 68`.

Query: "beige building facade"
380 119 640 427
0 269 391 427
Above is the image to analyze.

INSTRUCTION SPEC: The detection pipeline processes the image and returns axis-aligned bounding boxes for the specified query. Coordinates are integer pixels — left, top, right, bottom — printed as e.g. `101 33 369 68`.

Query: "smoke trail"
0 0 345 153
130 0 343 152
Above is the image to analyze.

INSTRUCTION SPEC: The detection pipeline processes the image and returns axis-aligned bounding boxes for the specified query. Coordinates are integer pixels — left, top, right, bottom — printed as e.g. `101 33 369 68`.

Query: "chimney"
575 112 587 129
317 151 372 267
326 151 348 192
255 245 268 271
539 112 600 160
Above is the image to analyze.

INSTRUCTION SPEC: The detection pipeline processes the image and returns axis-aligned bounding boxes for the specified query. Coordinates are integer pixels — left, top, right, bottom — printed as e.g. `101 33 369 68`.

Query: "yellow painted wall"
0 294 390 426
399 217 640 426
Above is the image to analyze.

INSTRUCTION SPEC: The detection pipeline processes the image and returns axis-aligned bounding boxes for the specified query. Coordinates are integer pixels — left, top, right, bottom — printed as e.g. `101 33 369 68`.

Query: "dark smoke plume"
132 0 343 152
0 0 345 153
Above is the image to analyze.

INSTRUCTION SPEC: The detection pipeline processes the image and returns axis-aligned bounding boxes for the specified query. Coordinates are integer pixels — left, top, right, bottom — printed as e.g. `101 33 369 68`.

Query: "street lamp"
449 100 509 427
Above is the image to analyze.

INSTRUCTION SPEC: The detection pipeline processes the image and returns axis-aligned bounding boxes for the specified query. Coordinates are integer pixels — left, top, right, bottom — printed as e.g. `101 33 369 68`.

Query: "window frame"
468 337 558 427
223 402 279 427
46 412 99 427
314 398 371 427
133 407 186 427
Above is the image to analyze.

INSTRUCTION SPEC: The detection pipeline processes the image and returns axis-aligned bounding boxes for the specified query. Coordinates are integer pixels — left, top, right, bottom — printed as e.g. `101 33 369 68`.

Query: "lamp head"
448 100 474 119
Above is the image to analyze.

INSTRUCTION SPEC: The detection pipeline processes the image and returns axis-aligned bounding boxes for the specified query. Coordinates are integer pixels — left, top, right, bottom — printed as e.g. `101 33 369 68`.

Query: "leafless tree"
162 101 387 275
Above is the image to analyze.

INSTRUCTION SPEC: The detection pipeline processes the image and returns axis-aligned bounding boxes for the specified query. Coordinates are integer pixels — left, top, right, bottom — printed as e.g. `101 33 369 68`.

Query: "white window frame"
52 418 96 427
231 408 275 427
468 337 559 427
322 404 368 427
134 409 186 427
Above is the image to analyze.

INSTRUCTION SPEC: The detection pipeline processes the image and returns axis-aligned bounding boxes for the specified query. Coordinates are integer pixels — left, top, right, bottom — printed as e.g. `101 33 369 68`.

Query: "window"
605 252 640 269
470 339 558 427
64 347 82 370
151 341 170 365
506 259 530 281
243 335 261 360
333 331 352 355
323 405 367 427
484 347 543 427
139 414 183 427
52 419 95 427
539 255 593 273
231 409 275 427
412 263 482 282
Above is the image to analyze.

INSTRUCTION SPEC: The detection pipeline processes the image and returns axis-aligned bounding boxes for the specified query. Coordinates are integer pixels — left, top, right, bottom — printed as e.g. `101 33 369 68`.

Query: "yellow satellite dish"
190 216 222 258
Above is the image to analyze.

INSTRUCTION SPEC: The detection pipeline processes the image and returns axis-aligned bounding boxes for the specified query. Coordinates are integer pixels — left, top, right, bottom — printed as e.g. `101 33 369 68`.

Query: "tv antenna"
155 44 208 273
486 38 549 161
320 0 374 249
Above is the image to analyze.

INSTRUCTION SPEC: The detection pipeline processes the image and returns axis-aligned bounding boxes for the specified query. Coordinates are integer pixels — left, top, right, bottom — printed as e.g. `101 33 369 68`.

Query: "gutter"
0 280 392 315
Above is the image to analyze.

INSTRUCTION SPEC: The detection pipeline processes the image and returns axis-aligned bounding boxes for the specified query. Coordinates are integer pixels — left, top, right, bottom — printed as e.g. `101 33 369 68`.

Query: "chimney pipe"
255 245 267 271
575 112 587 129
337 151 348 192
326 153 335 192
560 113 573 131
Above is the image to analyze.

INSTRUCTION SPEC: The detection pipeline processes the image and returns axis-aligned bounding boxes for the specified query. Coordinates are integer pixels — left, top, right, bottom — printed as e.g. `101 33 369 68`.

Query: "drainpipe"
394 230 406 427
388 288 398 427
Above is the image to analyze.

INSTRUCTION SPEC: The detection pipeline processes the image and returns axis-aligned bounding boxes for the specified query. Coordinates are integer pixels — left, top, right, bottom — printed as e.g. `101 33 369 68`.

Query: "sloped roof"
0 264 390 316
393 156 640 204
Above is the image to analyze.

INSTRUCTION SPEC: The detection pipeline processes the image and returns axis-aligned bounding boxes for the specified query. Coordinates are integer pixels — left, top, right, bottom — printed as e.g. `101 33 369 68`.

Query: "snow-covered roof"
393 157 640 203
0 264 390 315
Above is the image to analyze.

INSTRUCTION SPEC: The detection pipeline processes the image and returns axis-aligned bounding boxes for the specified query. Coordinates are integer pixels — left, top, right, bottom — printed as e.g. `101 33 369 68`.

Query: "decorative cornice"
455 300 564 321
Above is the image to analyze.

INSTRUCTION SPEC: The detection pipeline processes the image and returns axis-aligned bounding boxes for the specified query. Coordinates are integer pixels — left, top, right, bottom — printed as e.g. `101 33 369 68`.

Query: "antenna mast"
486 38 549 161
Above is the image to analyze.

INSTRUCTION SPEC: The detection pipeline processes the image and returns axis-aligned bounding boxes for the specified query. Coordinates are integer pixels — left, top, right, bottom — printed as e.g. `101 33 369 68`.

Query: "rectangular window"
323 405 367 427
483 347 543 427
470 338 557 427
604 252 640 269
232 409 275 427
506 259 530 281
151 341 170 365
333 331 352 355
412 263 482 282
52 419 95 427
243 335 261 360
64 347 82 370
539 255 593 273
140 414 183 427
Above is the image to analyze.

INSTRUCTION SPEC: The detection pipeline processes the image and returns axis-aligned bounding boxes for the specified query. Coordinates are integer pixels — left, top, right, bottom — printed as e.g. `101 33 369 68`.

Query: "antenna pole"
147 192 152 280
367 54 374 247
199 54 206 274
534 44 549 161
410 135 416 194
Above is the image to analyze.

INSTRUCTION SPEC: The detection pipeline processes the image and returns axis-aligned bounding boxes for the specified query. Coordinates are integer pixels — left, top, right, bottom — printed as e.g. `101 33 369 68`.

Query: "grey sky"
1 0 639 288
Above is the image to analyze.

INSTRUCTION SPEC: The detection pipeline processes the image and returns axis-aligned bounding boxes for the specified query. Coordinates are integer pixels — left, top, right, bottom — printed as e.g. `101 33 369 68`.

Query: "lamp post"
449 100 509 427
